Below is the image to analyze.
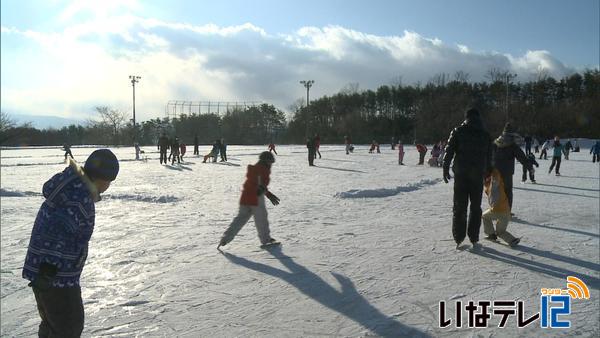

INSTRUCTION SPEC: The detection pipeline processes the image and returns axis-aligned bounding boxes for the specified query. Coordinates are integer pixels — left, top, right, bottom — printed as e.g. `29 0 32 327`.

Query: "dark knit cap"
465 108 480 119
503 122 514 133
84 149 119 181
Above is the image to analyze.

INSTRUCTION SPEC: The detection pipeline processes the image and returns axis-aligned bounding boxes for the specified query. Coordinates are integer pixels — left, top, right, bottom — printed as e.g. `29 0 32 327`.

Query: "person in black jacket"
492 123 530 209
157 133 170 164
443 108 492 248
307 137 316 166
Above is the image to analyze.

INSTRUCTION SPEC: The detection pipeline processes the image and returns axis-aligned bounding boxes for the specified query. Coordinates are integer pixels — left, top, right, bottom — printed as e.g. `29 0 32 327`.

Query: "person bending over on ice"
23 149 119 337
482 168 520 247
268 142 278 155
218 151 280 249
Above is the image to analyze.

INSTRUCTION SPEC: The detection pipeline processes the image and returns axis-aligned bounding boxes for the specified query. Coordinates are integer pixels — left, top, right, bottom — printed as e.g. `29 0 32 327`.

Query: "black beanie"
84 149 119 181
465 108 480 119
503 123 514 133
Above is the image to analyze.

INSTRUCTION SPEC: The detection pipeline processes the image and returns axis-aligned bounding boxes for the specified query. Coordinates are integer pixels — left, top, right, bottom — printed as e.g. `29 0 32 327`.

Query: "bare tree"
0 111 15 133
339 82 360 95
95 106 127 137
453 70 470 83
485 68 511 83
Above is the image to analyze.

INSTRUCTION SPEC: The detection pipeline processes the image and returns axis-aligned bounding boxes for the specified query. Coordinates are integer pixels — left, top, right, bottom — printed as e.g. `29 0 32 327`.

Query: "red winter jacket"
416 144 428 153
239 164 271 206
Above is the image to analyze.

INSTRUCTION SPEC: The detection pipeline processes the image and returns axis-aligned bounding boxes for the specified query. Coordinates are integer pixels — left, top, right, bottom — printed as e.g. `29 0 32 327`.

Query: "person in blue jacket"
591 140 600 163
548 136 564 175
22 149 119 337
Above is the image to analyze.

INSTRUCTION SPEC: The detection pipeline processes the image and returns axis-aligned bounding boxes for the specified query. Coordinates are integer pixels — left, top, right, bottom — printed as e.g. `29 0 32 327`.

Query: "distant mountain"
11 114 85 130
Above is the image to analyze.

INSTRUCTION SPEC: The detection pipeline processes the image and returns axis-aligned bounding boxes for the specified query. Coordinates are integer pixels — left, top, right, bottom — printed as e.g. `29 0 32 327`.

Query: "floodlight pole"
300 80 314 136
505 73 516 121
129 75 141 139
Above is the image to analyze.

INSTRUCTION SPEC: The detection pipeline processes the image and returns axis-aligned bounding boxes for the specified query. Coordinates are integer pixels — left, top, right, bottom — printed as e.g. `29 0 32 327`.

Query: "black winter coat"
492 133 530 176
443 117 492 176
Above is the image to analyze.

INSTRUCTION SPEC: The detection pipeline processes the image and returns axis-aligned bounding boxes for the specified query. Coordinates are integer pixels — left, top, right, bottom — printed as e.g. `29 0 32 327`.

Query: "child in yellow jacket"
482 168 520 247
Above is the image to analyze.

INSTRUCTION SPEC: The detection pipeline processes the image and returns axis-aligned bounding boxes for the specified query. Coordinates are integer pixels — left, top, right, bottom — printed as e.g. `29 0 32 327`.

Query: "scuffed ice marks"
0 188 42 197
0 188 180 204
335 178 442 199
103 193 181 204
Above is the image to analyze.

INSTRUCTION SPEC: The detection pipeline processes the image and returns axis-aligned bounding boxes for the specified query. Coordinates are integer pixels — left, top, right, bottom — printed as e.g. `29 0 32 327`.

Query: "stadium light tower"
505 73 516 121
129 75 141 134
299 80 314 107
300 80 314 136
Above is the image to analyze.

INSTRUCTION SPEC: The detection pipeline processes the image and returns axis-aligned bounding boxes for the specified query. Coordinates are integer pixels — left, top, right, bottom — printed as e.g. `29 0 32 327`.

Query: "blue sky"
1 0 598 123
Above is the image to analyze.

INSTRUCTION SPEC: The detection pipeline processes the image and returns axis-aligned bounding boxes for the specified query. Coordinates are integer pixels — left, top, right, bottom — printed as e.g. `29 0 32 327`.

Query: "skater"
63 143 74 160
218 151 280 249
398 142 405 165
492 123 530 210
158 133 169 164
170 137 181 165
524 135 532 155
193 134 199 155
213 139 222 163
268 142 278 155
521 153 539 183
591 140 600 163
314 134 322 159
391 136 396 150
416 143 427 165
23 149 119 338
563 139 573 160
368 140 380 154
573 139 580 152
533 138 540 153
307 137 316 166
548 137 564 175
134 142 141 160
539 139 550 160
179 142 186 162
482 168 520 247
203 140 219 163
220 138 227 162
344 135 352 155
442 108 492 248
428 143 442 167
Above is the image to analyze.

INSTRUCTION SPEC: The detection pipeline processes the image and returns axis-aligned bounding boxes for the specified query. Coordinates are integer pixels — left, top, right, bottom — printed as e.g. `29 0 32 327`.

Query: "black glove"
443 169 452 183
29 263 57 291
266 191 280 205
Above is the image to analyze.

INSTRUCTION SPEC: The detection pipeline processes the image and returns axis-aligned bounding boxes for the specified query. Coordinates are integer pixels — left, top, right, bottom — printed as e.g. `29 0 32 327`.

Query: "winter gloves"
443 168 452 183
266 191 280 205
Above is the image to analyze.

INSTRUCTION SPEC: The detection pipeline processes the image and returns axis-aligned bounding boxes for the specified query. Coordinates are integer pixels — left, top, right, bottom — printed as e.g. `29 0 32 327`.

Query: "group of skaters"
202 138 227 163
157 133 187 165
442 108 599 251
157 133 227 164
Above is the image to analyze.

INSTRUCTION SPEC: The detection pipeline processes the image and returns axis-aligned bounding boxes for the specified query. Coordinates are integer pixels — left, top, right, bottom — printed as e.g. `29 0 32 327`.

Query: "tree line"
1 69 598 147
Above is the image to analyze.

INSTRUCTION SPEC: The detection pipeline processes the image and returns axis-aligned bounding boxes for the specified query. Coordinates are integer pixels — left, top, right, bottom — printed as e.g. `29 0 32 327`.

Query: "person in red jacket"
268 143 278 155
218 152 280 249
416 143 428 165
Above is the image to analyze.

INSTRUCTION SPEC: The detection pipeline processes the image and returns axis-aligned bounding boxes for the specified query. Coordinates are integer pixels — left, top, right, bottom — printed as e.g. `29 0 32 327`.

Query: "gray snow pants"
221 196 271 245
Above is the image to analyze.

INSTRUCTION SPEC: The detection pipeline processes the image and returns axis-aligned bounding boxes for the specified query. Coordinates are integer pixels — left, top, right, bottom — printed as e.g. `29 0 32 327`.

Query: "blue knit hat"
84 149 119 181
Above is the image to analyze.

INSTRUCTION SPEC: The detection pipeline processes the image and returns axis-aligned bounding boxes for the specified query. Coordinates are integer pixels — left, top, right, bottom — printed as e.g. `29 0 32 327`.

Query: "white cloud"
1 17 581 122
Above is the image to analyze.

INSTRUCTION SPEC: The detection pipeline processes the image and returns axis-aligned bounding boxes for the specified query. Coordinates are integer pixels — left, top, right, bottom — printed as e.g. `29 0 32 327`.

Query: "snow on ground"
1 144 599 337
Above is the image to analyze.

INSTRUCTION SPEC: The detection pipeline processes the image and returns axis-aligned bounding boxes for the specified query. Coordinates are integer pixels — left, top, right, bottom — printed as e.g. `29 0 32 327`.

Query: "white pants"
482 210 516 244
221 196 271 245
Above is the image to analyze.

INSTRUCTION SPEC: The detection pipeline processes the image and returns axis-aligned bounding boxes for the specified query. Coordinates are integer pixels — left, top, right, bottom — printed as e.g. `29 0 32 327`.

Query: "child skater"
398 142 405 165
218 151 280 249
521 153 539 183
482 168 520 247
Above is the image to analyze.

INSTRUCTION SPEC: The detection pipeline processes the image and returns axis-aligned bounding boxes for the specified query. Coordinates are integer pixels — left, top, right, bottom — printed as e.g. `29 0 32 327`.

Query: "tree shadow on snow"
471 246 600 290
533 182 599 192
222 247 430 338
511 218 599 238
313 165 366 174
513 186 597 199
